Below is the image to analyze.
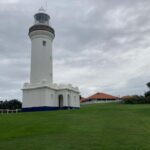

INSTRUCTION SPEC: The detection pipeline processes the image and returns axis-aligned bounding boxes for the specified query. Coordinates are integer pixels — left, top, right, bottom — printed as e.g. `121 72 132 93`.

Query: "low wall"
81 100 122 105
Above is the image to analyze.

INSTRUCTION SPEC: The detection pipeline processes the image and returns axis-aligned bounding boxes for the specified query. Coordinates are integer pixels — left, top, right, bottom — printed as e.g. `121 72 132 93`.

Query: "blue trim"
22 106 80 112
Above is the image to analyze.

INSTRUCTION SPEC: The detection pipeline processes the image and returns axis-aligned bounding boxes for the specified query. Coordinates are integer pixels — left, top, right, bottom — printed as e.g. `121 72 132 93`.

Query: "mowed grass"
0 104 150 150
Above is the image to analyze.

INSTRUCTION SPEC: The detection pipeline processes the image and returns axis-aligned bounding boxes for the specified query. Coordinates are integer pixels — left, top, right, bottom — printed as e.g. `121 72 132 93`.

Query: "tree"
145 82 150 98
147 82 150 89
0 99 22 109
145 91 150 98
123 95 145 104
8 99 22 109
144 82 150 103
123 82 150 104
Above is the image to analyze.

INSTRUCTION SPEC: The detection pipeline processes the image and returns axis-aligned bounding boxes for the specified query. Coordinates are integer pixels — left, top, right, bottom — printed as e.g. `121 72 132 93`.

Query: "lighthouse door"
58 95 63 108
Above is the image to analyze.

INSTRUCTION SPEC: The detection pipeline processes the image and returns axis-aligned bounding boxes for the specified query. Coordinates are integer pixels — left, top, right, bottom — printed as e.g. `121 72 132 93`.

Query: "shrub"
123 95 146 104
145 91 150 97
124 82 150 104
145 96 150 103
147 82 150 89
0 99 22 109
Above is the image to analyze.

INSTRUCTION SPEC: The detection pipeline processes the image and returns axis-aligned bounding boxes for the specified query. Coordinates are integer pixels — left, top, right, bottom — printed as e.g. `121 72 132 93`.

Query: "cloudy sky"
0 0 150 100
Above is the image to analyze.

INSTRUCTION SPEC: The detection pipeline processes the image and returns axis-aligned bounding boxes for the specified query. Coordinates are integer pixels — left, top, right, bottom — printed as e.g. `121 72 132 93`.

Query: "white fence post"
0 109 21 114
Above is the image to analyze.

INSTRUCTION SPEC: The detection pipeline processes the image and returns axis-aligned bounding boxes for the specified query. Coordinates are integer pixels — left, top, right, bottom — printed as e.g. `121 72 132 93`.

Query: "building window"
43 41 46 46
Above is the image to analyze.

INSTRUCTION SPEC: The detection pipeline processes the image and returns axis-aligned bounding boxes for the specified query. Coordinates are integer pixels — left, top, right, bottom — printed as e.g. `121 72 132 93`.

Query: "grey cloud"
0 0 150 99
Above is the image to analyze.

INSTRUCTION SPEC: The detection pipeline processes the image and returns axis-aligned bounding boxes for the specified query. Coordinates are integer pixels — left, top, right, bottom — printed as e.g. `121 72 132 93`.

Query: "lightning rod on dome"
39 0 47 12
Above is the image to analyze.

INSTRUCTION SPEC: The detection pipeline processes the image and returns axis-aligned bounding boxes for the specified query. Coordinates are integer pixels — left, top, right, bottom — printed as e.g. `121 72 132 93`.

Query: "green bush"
145 82 150 98
145 91 150 97
0 99 22 109
124 82 150 104
123 95 146 104
145 96 150 103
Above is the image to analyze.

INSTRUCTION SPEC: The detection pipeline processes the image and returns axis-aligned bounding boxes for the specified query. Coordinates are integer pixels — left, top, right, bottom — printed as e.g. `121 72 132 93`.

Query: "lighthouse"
29 8 54 84
22 8 80 112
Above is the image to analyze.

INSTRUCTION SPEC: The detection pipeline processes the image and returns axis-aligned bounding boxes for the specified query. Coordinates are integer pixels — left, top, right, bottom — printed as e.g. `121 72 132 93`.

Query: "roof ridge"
86 92 118 100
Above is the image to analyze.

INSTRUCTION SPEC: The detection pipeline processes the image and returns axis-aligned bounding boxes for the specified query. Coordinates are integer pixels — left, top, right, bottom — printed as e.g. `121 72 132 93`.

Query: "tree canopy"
0 99 22 109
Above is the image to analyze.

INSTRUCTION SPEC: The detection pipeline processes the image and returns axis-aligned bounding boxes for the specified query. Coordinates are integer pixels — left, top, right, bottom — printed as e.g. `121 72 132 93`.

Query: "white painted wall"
23 88 46 108
23 87 80 108
29 30 54 84
45 88 58 106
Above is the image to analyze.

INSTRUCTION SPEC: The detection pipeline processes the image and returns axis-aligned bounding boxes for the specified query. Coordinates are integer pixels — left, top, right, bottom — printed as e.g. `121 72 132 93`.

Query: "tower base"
22 82 80 112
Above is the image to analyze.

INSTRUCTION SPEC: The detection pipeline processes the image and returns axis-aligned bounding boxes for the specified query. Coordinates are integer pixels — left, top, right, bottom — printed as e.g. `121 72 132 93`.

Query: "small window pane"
43 41 46 46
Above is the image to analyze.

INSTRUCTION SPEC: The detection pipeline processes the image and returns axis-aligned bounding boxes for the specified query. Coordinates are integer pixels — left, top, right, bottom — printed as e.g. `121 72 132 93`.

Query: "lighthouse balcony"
29 24 55 35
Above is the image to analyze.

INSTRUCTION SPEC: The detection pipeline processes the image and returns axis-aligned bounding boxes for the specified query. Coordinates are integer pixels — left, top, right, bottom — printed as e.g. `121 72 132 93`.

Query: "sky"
0 0 150 100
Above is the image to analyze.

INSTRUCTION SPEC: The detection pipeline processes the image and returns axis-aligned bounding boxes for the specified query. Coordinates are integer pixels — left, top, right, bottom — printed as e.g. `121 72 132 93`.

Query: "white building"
22 8 80 112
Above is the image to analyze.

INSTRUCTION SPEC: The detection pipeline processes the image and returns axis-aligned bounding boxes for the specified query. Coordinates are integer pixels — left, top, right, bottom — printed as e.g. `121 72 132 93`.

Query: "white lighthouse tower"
30 8 54 84
22 8 80 112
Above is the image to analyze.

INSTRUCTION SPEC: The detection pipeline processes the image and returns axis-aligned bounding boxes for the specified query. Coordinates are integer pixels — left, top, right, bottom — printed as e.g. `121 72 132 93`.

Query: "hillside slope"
0 104 150 150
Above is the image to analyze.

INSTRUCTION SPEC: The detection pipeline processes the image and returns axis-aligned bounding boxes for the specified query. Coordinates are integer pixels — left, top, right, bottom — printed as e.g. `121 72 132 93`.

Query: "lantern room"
34 8 50 25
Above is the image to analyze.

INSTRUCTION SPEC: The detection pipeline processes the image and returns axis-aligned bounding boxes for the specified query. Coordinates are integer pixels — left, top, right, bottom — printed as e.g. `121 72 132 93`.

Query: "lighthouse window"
35 13 49 24
43 41 46 46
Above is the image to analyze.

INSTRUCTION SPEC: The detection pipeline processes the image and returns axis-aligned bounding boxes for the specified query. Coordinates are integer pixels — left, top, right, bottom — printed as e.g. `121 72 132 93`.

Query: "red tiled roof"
87 92 118 100
80 97 87 103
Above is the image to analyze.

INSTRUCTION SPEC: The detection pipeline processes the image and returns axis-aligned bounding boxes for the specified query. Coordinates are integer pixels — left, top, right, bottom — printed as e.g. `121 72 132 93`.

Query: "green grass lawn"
0 103 150 150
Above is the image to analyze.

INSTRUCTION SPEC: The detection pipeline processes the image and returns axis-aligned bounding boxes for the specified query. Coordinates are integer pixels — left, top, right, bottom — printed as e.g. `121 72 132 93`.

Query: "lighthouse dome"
34 7 50 25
